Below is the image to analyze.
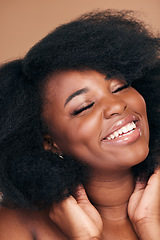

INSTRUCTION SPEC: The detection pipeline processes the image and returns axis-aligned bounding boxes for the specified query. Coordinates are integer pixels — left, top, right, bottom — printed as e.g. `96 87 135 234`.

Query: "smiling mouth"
105 121 136 140
101 114 142 145
101 117 141 144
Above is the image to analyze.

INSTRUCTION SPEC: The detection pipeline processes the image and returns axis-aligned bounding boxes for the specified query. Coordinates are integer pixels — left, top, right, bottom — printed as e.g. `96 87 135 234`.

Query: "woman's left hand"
128 169 160 240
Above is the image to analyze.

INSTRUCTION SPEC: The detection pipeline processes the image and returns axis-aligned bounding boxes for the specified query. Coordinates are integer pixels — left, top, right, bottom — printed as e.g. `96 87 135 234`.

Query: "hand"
49 185 103 240
128 169 160 240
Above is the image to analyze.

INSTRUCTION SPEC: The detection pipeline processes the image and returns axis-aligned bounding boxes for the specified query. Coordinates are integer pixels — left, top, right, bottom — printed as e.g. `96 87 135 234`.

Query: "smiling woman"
42 70 149 174
0 10 160 240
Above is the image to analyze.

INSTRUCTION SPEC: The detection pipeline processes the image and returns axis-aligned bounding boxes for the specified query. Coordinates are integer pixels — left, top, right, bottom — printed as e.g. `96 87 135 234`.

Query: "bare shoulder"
0 206 34 239
0 205 67 240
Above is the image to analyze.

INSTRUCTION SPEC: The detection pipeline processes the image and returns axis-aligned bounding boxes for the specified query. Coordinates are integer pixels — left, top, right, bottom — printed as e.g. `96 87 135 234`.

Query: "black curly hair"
0 10 160 209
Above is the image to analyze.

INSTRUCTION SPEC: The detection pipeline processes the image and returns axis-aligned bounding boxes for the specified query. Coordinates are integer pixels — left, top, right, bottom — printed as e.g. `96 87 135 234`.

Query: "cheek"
127 88 146 109
127 89 149 141
51 113 101 163
62 115 100 152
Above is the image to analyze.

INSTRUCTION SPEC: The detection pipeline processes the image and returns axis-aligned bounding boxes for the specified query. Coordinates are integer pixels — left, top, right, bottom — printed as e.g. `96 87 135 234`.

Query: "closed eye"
112 83 131 93
71 102 95 116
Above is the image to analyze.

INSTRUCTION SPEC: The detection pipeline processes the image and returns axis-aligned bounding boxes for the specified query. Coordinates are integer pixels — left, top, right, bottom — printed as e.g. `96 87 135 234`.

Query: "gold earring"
55 152 64 159
0 192 3 201
59 154 64 159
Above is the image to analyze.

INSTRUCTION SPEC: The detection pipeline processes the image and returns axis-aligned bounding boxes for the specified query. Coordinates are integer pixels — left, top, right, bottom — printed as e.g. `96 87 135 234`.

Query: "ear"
43 135 60 153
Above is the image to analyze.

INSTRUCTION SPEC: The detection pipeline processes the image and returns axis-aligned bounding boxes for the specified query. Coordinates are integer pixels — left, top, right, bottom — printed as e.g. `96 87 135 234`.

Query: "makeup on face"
101 114 141 145
43 70 149 171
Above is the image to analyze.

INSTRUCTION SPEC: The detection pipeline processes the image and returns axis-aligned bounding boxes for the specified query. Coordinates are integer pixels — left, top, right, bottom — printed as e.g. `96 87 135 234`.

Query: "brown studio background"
0 0 160 63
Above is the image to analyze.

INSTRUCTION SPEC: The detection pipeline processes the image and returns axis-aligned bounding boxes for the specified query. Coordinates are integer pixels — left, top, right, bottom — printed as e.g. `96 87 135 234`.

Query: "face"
42 70 149 174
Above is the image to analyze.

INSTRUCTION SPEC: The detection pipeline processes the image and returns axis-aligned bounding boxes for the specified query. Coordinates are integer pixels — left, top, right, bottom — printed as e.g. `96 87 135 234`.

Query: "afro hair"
0 10 160 209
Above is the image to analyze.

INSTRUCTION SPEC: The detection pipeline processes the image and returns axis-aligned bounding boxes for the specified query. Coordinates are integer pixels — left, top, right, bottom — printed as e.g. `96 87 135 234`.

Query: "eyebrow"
64 87 89 107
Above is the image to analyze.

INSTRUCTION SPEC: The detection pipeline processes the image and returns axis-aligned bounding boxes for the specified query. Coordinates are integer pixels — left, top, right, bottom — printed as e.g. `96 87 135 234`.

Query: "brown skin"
43 70 150 239
0 205 68 240
43 70 149 175
0 70 159 239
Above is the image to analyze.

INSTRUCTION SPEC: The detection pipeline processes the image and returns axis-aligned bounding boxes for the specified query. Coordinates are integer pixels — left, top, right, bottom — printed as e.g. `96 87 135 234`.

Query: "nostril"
110 112 120 117
103 102 127 119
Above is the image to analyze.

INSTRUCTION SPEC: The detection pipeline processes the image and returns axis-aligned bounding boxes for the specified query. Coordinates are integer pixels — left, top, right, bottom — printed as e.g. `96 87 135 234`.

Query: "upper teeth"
107 121 136 140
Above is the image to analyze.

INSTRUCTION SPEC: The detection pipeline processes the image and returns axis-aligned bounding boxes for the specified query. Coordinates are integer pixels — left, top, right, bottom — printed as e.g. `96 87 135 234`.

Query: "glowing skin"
0 70 157 240
43 70 149 176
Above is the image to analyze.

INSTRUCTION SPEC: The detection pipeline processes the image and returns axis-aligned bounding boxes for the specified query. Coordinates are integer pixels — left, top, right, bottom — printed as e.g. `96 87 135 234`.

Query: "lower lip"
101 126 141 145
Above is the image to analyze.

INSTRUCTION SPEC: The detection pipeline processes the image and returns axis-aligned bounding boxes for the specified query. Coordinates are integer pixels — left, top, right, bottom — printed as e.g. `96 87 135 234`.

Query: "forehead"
44 70 106 103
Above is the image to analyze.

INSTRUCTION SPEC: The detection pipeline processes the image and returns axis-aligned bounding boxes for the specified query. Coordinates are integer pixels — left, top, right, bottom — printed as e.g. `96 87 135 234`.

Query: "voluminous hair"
0 10 160 209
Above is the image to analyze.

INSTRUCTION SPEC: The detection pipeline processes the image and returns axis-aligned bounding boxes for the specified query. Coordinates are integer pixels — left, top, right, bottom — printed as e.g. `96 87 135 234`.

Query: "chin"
124 141 149 168
107 136 150 170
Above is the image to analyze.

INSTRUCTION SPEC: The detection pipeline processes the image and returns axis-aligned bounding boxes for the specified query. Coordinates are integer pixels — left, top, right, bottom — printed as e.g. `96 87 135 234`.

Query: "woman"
0 10 159 239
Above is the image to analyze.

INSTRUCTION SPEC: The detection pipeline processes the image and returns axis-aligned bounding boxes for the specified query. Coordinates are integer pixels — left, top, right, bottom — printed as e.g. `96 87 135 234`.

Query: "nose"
103 97 127 119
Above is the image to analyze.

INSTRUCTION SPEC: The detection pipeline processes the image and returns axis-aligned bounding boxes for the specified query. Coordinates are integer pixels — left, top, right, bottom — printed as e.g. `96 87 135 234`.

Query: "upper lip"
101 115 139 140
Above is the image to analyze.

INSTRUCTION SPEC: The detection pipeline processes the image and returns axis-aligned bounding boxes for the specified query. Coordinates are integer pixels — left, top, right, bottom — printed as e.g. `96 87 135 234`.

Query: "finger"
144 169 160 204
73 185 90 204
50 196 76 215
49 196 101 238
128 181 146 220
135 169 160 214
144 169 160 198
148 168 160 187
133 168 160 194
50 195 90 223
134 181 146 192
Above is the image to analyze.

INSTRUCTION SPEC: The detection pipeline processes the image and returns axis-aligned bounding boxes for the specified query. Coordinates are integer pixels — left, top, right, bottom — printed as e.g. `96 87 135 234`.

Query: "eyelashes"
71 102 95 116
112 83 131 93
70 83 131 116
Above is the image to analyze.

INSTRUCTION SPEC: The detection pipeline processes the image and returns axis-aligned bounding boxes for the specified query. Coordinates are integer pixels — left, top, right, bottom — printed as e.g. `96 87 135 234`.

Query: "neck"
85 169 135 221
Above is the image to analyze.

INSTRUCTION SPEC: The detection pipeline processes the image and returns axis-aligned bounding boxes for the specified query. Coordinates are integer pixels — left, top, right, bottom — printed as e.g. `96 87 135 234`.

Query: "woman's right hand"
49 185 103 240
